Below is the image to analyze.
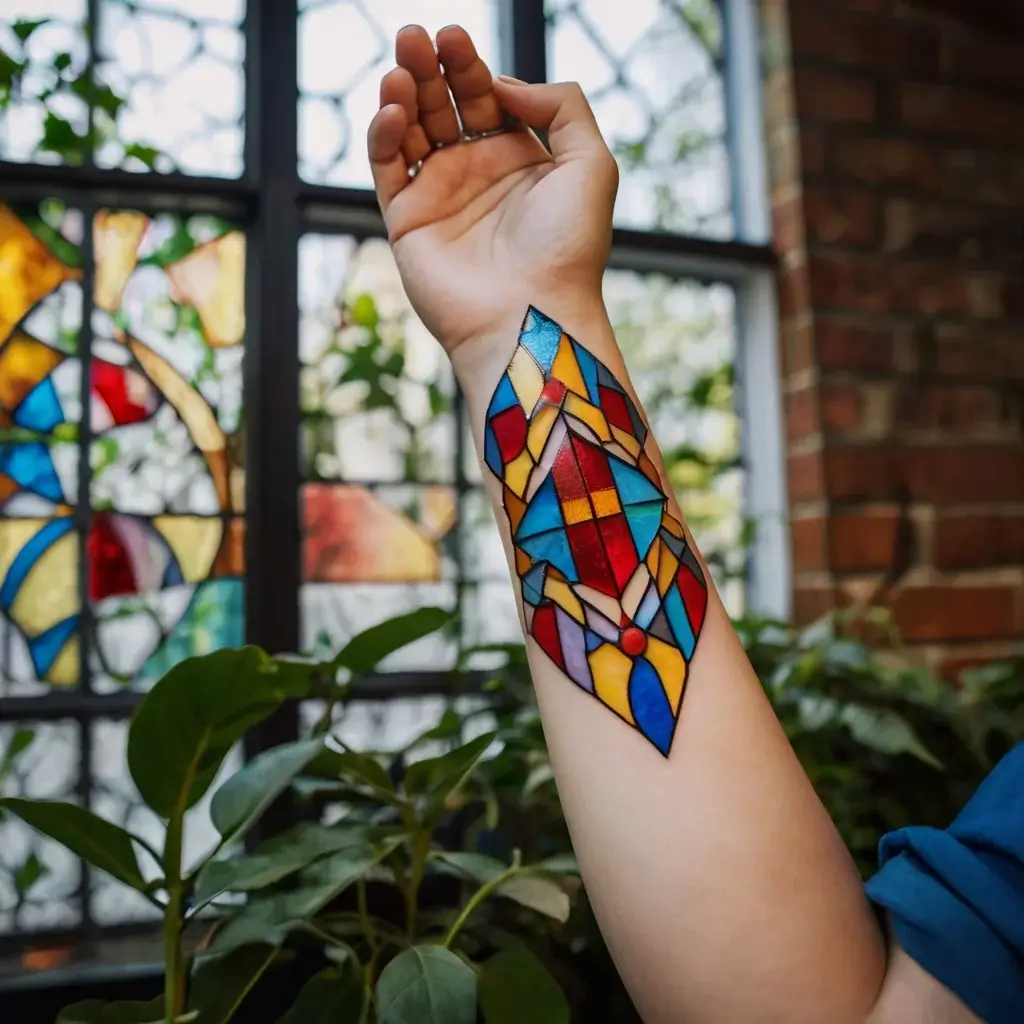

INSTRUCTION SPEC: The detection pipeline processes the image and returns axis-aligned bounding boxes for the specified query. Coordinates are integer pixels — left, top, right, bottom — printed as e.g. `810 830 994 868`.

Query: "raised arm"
366 25 887 1022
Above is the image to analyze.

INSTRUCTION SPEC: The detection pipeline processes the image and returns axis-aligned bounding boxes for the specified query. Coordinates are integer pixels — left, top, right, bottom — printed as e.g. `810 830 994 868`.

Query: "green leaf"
839 705 943 769
305 747 395 794
53 51 73 72
349 292 379 329
1 726 34 776
123 143 160 170
209 845 380 954
56 997 196 1023
497 874 571 923
193 824 369 906
479 939 569 1024
536 854 580 876
431 850 505 884
14 850 47 894
376 946 476 1024
0 799 147 891
13 19 48 42
276 967 364 1024
405 732 495 821
331 607 452 673
140 222 196 268
189 944 277 1024
127 647 287 818
40 111 89 164
210 738 324 846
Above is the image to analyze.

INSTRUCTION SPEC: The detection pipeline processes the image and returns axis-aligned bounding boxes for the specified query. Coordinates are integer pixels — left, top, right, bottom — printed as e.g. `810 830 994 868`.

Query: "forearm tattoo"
483 307 708 756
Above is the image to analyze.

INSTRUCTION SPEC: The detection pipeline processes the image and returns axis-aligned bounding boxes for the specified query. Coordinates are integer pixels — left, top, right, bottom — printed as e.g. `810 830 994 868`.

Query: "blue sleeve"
864 742 1024 1024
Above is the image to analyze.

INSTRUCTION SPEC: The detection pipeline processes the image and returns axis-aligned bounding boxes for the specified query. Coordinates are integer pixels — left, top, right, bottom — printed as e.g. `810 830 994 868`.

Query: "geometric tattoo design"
483 307 708 756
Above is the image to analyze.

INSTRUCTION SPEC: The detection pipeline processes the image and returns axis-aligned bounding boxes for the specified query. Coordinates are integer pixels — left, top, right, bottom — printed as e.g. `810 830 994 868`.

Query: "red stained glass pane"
598 514 639 593
676 562 708 635
88 514 136 602
551 436 587 502
532 602 565 670
570 433 615 492
598 385 635 435
91 361 154 426
491 404 528 463
567 520 617 597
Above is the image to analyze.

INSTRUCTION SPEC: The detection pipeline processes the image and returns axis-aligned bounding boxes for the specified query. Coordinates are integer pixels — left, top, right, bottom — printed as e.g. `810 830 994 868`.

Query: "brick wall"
762 0 1024 675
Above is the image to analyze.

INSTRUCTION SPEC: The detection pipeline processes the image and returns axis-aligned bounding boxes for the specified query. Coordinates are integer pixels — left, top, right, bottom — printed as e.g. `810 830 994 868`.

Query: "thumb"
493 78 614 168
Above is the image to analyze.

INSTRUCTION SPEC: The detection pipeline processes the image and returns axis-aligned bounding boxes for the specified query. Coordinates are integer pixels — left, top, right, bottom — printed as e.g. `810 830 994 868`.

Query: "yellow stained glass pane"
155 515 222 582
657 542 679 593
645 636 686 714
166 232 246 347
47 635 79 686
505 449 534 498
564 392 611 441
527 402 559 460
611 426 642 458
544 577 585 623
574 583 622 625
562 495 592 525
551 333 589 397
592 487 620 518
12 530 78 635
507 346 543 414
0 203 80 343
93 211 148 311
589 643 635 726
0 333 64 413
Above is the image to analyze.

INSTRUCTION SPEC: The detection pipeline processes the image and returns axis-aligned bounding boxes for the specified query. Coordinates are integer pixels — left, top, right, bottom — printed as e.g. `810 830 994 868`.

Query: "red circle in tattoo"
620 627 647 656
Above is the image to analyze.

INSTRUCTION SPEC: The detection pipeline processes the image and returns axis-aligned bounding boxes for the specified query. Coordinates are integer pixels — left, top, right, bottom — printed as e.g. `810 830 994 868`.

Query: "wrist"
449 287 612 406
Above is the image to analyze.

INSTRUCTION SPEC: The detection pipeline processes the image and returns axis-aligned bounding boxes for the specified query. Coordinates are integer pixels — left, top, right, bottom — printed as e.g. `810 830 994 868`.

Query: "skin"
366 24 981 1024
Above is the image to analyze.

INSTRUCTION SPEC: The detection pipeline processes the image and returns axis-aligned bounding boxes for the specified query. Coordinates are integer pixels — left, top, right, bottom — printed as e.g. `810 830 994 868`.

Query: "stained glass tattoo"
483 307 709 756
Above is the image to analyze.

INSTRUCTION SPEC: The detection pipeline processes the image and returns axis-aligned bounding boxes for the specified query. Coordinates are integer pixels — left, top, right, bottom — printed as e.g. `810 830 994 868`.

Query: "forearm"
453 292 886 1023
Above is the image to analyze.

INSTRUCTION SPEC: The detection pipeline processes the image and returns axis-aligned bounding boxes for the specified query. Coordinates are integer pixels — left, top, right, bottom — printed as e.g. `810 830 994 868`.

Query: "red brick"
823 446 902 501
788 450 826 502
934 513 1024 569
900 82 1024 145
902 446 1024 502
828 135 942 190
882 197 1024 263
829 509 903 573
786 386 820 440
780 318 816 377
888 585 1019 642
894 384 1018 435
817 318 896 374
942 34 1024 92
772 192 805 254
793 69 877 123
803 187 879 247
791 516 828 569
799 125 827 176
793 585 838 625
820 380 865 433
790 3 940 73
929 326 1024 381
943 149 1024 208
777 261 811 320
898 0 1024 37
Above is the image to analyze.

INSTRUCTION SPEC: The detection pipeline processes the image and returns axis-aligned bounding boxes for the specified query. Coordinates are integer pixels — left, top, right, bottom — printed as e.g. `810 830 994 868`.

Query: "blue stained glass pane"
30 615 79 675
663 585 696 660
520 306 562 372
0 443 63 502
487 373 519 418
14 377 64 433
625 501 663 559
515 474 563 540
0 517 74 610
585 629 603 652
629 656 675 755
484 426 502 476
635 583 660 629
571 340 601 403
520 528 577 581
609 456 663 506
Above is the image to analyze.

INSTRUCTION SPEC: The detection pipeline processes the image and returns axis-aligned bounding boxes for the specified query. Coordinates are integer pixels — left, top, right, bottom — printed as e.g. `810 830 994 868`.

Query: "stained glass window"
547 0 731 236
297 1 499 186
0 200 245 697
0 0 245 176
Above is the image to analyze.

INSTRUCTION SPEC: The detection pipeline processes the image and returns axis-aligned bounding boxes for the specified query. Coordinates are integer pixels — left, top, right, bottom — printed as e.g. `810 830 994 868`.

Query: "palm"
391 134 600 351
368 25 615 354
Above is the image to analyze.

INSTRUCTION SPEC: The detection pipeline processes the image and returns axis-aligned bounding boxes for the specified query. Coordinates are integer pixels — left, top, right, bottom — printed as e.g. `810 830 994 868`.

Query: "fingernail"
496 75 528 86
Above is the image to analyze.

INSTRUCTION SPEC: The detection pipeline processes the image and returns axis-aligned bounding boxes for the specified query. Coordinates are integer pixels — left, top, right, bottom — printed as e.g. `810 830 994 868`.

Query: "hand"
366 24 618 361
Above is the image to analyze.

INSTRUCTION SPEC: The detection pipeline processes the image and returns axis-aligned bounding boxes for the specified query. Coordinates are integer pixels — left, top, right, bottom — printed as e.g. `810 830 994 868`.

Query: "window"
0 0 781 962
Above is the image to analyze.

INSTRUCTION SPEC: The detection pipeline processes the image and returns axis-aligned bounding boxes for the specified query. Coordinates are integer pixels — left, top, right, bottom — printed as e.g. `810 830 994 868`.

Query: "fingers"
492 78 614 170
379 67 430 167
395 24 460 147
367 102 409 211
436 24 503 134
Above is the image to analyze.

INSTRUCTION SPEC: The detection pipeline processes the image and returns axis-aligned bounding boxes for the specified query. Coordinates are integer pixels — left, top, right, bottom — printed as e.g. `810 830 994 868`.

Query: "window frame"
0 0 782 958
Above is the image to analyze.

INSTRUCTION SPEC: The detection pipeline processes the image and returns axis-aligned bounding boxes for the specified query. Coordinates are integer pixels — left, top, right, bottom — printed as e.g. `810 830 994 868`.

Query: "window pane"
298 0 500 186
0 201 245 694
298 232 462 665
547 0 732 236
603 269 744 611
0 1 245 176
0 720 82 941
